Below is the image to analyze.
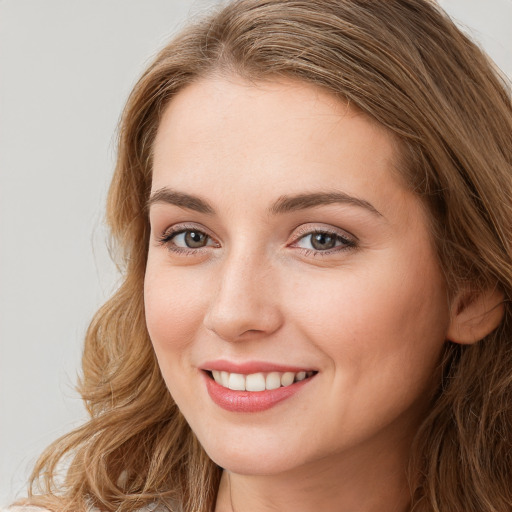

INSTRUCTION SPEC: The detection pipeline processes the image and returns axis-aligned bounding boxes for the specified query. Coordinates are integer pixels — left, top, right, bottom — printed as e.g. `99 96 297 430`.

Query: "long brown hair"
27 1 512 511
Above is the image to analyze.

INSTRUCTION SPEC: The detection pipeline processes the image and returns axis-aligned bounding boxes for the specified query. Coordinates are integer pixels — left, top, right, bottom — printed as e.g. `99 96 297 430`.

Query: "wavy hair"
26 1 512 511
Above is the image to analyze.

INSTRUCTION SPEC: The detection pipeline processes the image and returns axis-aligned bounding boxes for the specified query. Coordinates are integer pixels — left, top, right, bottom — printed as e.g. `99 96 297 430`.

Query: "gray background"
1 0 511 505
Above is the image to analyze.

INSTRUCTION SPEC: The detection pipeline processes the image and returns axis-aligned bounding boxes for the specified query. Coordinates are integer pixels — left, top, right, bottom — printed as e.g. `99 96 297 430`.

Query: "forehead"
154 76 388 155
151 75 418 226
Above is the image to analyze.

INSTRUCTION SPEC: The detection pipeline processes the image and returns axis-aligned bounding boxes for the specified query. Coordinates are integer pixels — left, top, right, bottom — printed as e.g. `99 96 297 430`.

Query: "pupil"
185 231 206 248
311 233 335 250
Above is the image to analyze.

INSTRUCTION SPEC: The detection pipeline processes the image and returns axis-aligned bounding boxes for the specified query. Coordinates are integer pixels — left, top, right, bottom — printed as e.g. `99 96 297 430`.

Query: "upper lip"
201 359 317 374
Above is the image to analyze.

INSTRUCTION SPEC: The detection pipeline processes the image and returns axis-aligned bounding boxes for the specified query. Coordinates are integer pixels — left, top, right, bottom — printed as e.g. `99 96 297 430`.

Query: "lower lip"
204 373 314 413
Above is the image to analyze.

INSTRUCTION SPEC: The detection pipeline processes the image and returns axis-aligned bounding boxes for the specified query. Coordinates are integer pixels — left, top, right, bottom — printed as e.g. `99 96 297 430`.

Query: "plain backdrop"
0 0 511 505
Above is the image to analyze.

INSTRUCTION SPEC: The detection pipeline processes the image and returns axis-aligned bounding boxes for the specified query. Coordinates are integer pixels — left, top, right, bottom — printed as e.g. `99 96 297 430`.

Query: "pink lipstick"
201 360 317 412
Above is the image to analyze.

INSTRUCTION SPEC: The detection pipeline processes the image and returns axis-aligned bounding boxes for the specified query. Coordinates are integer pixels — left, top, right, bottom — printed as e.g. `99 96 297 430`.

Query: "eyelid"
288 223 358 254
154 221 357 256
156 223 220 248
290 223 357 243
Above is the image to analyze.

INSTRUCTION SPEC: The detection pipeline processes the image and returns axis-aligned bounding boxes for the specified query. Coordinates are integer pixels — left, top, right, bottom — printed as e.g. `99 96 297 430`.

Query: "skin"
144 76 455 512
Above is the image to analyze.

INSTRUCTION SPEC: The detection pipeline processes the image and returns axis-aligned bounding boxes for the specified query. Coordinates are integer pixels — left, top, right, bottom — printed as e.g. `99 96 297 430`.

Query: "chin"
198 433 308 476
208 450 300 476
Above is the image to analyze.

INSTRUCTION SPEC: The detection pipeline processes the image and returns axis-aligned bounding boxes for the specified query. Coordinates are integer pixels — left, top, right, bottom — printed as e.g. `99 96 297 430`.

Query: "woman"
14 0 512 511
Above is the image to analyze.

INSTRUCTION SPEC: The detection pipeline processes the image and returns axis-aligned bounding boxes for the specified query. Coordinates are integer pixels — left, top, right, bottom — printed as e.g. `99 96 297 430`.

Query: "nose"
203 251 284 342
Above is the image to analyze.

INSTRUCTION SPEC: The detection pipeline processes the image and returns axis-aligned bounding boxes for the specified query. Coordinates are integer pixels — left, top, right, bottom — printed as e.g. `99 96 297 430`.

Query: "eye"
303 232 338 251
173 230 210 249
157 226 218 253
292 228 356 254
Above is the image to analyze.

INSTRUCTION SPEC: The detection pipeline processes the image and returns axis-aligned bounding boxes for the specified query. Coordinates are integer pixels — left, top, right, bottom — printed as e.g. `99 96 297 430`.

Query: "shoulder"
1 508 53 512
1 505 180 512
1 503 180 512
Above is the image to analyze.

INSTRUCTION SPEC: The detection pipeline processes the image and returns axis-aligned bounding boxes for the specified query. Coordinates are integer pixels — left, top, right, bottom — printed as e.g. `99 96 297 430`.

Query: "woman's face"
144 76 452 476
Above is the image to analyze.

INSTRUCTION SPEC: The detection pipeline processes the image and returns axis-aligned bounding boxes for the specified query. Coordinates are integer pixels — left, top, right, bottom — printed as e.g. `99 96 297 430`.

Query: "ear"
446 286 505 345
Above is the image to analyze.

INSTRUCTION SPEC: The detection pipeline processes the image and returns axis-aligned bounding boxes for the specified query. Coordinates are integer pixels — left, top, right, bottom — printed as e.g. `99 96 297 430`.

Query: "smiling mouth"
205 370 317 392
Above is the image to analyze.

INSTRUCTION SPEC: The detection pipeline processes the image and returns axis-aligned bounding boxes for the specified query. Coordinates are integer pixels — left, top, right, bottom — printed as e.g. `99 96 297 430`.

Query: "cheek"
284 263 449 436
144 261 209 358
144 260 215 415
283 255 449 383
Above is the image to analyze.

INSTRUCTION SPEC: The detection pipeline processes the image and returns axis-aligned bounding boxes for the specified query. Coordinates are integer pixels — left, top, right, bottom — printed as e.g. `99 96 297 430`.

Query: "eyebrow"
147 187 382 217
269 191 382 217
147 188 214 214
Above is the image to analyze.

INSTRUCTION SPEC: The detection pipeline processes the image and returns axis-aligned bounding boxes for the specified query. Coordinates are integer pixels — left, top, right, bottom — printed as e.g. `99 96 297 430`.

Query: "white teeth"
228 373 246 391
265 372 282 390
210 369 314 391
246 373 266 392
281 372 295 387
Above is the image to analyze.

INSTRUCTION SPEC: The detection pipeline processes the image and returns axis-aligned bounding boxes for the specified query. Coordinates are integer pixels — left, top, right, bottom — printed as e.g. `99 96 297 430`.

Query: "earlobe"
446 286 505 345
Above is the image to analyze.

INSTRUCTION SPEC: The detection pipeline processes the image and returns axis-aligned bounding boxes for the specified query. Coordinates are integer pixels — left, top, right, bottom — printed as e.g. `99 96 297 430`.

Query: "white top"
1 503 181 512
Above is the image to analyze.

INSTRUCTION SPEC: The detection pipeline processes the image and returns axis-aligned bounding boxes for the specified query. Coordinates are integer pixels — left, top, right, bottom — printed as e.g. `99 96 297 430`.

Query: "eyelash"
156 225 357 257
156 224 218 256
291 226 357 256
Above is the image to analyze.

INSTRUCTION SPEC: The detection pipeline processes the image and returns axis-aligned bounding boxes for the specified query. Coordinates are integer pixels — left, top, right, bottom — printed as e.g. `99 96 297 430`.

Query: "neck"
215 437 413 512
